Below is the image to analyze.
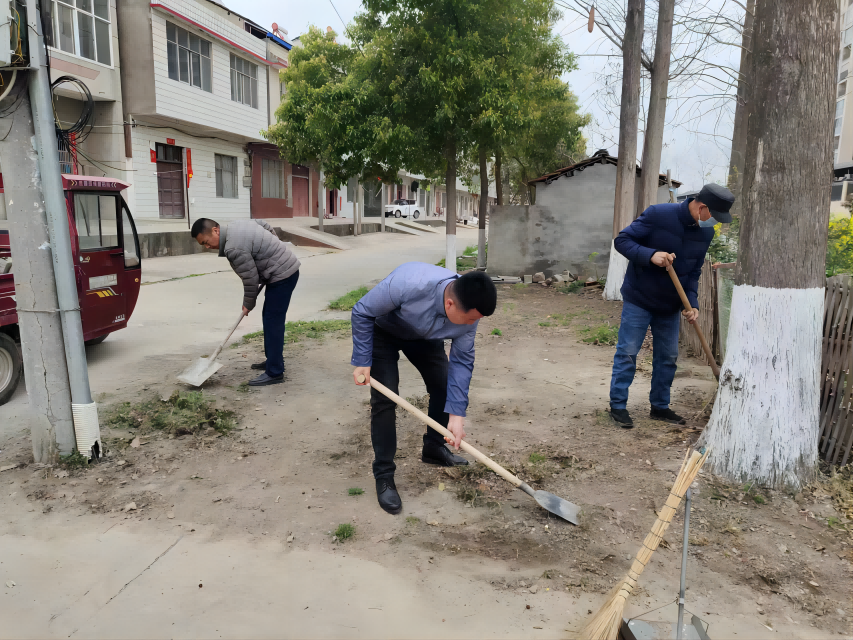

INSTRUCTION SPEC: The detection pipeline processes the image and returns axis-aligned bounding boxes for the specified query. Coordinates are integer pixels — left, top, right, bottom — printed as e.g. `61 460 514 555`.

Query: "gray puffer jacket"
219 219 301 310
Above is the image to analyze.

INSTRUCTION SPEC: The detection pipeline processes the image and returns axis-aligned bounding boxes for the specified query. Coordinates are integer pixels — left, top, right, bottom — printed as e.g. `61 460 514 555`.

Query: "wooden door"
291 164 309 216
156 143 185 219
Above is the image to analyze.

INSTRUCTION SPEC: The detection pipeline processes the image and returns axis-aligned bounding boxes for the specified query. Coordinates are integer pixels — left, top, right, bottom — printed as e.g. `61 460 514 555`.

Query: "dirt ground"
2 282 852 638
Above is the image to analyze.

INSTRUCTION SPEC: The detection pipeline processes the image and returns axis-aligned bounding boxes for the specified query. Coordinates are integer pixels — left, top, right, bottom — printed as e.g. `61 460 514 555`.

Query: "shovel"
666 265 720 379
358 375 581 525
177 309 247 387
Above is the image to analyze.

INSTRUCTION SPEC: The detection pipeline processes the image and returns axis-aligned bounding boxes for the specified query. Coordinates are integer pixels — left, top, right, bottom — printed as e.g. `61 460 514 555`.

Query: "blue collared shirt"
350 262 479 417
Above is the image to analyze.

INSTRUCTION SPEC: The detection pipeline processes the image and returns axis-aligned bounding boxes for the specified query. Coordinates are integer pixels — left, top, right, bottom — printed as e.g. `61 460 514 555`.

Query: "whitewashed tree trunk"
700 286 823 487
699 0 838 491
604 0 644 301
603 241 628 301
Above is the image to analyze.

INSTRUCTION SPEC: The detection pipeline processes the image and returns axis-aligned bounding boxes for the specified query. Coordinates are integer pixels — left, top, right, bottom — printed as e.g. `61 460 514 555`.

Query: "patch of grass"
491 328 502 336
59 449 89 469
558 280 584 294
335 523 355 541
347 487 364 496
538 322 551 327
463 245 478 256
753 495 766 504
406 516 420 525
512 283 526 290
236 382 249 393
827 516 842 528
104 390 237 436
329 286 368 311
580 324 619 346
528 452 547 464
232 320 352 348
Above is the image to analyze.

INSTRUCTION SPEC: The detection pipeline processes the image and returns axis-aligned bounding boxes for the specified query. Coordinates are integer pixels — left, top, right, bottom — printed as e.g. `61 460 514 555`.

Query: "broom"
579 447 710 640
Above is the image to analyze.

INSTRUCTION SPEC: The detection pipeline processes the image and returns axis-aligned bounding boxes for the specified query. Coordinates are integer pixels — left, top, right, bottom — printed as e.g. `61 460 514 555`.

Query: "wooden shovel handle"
666 266 720 379
359 375 523 488
208 310 246 363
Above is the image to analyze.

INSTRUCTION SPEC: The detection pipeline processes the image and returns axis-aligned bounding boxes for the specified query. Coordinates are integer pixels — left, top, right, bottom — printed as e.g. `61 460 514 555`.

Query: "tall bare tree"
699 0 838 490
725 0 755 217
603 0 645 301
636 0 675 213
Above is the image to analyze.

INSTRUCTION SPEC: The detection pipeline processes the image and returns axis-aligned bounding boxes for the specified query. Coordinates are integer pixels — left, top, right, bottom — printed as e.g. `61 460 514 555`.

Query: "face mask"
699 216 717 228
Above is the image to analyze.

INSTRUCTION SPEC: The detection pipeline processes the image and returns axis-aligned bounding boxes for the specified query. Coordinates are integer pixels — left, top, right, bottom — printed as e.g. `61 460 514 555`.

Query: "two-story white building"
116 0 307 225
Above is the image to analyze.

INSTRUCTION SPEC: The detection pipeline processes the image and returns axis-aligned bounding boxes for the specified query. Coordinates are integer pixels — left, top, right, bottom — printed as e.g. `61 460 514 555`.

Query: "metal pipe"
676 487 692 640
25 0 99 455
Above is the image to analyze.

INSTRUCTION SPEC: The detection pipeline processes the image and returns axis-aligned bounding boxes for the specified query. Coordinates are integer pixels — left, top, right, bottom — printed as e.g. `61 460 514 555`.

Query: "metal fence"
819 275 853 465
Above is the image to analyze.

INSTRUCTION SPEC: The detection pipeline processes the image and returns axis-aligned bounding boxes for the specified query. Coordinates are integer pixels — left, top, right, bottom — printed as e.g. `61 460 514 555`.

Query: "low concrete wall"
309 223 406 236
139 226 340 258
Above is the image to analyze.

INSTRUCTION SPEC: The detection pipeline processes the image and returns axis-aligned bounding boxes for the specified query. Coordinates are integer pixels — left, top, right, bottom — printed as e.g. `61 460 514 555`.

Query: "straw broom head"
578 448 709 640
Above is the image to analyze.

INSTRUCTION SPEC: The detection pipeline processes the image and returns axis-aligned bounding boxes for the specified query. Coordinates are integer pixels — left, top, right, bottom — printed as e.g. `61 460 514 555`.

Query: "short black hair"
452 271 497 316
190 218 219 238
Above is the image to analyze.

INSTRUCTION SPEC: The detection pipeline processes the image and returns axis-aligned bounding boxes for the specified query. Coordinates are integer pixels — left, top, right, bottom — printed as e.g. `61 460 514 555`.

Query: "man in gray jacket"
192 218 300 386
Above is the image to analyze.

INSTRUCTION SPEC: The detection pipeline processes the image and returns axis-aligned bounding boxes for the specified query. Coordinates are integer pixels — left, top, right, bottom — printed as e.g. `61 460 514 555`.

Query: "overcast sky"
228 0 739 192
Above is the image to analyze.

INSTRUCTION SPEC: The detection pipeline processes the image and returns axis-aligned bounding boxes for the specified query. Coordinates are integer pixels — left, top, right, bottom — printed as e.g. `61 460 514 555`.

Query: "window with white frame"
230 54 258 108
836 100 845 138
215 154 238 198
167 22 212 92
262 159 284 199
44 0 111 65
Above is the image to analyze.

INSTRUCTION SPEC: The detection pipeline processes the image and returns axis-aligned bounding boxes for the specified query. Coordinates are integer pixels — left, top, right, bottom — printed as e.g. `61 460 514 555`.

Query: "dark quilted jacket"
614 199 714 315
219 220 301 310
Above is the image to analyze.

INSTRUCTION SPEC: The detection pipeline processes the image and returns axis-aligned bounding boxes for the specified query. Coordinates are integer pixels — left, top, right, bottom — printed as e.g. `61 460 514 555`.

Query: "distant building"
487 149 681 278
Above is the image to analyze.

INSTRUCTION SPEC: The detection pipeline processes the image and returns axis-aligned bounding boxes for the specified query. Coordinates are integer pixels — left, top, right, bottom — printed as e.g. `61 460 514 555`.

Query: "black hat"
696 183 735 223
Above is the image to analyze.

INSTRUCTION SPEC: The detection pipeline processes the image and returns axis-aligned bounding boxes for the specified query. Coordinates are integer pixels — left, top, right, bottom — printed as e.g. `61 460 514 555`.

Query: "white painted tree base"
446 234 457 273
603 240 628 301
699 285 823 490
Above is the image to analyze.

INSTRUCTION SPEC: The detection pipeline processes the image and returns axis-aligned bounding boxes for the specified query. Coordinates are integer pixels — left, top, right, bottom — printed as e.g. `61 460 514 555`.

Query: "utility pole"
380 182 386 233
477 146 488 270
0 84 76 462
24 0 98 459
317 167 324 233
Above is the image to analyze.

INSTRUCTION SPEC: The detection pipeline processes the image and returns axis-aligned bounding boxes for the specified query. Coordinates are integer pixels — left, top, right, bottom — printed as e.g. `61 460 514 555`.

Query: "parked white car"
384 199 422 219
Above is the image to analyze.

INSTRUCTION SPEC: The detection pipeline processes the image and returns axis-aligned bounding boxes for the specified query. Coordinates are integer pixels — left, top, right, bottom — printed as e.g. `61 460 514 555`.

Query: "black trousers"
370 325 449 480
262 270 299 377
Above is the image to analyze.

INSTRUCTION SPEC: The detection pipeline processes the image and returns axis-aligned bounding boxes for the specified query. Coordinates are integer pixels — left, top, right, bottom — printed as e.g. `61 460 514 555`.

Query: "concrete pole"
25 0 99 457
380 182 386 232
353 178 360 237
0 85 76 462
318 167 324 233
308 165 313 225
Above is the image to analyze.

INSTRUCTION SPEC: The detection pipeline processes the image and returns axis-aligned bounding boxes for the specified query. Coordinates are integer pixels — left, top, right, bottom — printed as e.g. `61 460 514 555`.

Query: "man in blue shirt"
351 264 497 514
609 183 734 428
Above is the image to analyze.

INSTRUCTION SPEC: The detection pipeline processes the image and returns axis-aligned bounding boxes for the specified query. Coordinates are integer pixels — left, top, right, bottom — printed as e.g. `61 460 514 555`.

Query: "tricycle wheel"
84 334 108 346
0 332 22 406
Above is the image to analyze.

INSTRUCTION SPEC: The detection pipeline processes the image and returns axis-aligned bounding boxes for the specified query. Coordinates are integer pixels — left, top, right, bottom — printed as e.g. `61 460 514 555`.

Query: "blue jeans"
262 271 299 377
609 301 680 411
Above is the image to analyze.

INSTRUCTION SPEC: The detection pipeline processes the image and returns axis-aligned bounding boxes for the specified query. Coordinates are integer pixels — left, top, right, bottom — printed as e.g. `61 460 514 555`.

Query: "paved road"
2 227 480 432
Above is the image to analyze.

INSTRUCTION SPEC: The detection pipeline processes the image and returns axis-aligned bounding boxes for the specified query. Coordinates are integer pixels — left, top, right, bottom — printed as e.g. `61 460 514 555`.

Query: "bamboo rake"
579 448 710 640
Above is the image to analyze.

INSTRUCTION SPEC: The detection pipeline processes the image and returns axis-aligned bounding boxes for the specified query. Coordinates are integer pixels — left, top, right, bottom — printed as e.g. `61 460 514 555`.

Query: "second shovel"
358 375 582 525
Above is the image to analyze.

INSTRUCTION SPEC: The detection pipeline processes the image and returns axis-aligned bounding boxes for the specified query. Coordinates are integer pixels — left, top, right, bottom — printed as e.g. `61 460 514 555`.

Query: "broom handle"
359 375 523 488
666 266 720 379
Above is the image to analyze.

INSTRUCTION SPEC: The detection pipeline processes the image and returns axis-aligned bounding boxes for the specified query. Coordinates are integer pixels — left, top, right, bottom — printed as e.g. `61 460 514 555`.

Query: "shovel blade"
534 490 581 525
176 358 223 387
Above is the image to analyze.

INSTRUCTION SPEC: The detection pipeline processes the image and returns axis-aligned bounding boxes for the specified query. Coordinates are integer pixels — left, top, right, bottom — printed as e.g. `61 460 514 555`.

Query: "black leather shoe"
650 407 686 424
251 360 267 370
247 372 284 386
376 478 402 514
422 443 469 467
610 407 634 428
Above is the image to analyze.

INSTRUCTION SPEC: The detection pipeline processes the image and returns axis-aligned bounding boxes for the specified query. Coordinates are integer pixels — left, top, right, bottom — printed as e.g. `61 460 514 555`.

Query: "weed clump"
105 391 237 436
335 523 355 541
233 320 351 348
491 328 502 336
528 452 547 464
59 449 89 469
581 324 619 346
348 487 364 496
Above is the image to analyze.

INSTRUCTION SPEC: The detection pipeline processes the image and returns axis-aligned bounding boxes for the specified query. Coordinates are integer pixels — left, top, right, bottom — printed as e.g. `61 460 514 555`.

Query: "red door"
156 143 185 219
72 192 128 336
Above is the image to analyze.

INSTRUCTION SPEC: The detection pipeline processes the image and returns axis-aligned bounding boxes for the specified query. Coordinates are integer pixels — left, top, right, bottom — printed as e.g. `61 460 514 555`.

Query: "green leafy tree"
827 215 853 276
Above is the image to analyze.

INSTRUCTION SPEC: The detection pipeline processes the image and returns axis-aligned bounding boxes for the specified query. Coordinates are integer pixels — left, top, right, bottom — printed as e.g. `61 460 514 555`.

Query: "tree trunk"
603 0 644 302
726 0 755 218
699 0 838 490
495 148 504 206
478 146 489 270
445 140 458 271
637 0 675 215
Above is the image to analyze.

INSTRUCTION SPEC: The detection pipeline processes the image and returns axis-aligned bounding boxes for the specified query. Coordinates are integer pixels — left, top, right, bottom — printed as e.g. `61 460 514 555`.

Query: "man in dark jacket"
192 218 300 386
609 184 734 428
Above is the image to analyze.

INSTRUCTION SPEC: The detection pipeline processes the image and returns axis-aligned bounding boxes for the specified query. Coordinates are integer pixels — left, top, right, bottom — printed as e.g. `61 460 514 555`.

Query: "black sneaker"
610 407 634 428
251 360 267 370
650 407 686 425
